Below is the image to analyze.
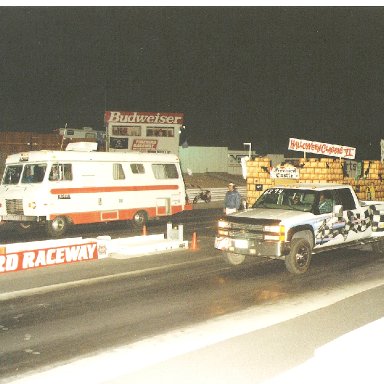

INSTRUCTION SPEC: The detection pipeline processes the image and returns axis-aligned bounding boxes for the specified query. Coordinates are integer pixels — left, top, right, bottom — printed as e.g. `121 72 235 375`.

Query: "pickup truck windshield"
253 188 316 212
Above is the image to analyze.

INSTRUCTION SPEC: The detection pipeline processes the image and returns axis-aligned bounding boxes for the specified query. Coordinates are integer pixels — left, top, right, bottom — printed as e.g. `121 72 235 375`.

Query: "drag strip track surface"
1 208 384 381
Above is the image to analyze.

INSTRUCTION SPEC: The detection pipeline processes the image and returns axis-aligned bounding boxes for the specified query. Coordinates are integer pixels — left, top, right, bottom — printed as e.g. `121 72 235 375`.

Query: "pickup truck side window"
333 188 356 210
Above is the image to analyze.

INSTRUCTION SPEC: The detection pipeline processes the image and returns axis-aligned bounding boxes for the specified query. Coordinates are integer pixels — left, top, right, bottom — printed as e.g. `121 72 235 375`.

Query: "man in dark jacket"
224 183 242 214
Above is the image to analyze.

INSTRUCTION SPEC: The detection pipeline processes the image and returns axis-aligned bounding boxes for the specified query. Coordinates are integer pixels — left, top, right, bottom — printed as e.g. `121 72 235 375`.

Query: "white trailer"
0 148 191 237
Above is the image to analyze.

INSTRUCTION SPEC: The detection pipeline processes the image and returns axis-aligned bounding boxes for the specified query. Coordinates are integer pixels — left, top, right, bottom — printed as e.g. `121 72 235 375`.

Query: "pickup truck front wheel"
285 239 312 274
225 252 246 266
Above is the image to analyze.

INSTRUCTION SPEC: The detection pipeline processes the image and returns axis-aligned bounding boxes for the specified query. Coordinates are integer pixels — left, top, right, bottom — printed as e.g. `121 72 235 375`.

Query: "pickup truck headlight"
218 220 230 229
264 225 280 233
218 220 230 236
264 225 285 241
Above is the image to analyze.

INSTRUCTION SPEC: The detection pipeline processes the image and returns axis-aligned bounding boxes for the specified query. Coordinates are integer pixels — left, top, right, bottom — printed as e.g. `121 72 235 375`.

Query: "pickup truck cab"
214 183 384 274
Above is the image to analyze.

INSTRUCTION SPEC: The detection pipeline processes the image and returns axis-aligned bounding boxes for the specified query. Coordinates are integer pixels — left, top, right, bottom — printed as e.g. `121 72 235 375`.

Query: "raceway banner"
0 238 99 273
289 138 356 159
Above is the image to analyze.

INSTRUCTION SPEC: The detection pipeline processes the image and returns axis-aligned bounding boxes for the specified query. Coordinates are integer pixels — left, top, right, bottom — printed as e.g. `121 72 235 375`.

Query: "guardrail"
186 187 247 203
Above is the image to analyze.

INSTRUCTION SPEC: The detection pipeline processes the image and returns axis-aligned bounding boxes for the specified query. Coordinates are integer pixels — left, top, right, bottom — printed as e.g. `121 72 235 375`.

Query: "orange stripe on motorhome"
50 185 179 194
49 206 188 225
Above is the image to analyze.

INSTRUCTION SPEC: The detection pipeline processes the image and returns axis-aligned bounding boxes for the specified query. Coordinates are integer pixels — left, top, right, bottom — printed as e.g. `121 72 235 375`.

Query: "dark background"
0 7 383 159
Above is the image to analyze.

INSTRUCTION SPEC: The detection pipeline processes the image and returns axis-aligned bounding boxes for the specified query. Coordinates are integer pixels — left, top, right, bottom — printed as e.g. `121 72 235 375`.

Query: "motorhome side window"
130 163 145 174
113 163 125 180
49 164 73 181
3 165 23 185
152 164 178 179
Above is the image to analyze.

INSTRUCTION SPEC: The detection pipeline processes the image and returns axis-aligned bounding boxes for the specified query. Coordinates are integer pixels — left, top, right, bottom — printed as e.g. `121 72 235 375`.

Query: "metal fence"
186 187 247 203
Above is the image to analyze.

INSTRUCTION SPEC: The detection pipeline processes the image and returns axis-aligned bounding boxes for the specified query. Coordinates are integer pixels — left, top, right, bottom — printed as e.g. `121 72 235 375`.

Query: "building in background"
178 146 284 175
105 111 183 155
57 127 106 150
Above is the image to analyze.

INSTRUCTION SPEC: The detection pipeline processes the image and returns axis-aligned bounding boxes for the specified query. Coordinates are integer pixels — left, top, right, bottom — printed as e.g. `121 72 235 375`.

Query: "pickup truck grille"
227 222 264 240
223 217 281 240
6 199 24 215
231 222 264 231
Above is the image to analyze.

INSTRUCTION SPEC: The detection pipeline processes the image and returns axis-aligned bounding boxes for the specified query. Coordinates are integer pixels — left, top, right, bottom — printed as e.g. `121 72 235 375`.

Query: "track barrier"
0 222 189 273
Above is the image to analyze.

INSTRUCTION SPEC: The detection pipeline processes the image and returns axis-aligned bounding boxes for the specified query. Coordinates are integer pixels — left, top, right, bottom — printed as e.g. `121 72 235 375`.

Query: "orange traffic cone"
142 225 147 236
191 231 198 250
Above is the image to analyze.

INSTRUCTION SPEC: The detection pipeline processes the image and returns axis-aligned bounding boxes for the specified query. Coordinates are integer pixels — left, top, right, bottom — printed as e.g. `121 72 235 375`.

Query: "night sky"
0 7 383 160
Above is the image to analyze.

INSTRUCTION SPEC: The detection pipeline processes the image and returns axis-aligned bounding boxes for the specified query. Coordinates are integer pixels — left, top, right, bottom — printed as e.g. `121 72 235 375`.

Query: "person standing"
224 182 242 215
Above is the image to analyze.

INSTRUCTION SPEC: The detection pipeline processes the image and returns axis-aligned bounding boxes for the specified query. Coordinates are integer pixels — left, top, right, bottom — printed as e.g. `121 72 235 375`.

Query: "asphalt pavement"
6 279 384 384
103 284 384 384
2 203 384 384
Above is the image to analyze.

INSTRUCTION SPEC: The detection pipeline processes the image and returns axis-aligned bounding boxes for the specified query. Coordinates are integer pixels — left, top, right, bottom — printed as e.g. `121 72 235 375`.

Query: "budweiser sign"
289 138 356 159
105 111 184 125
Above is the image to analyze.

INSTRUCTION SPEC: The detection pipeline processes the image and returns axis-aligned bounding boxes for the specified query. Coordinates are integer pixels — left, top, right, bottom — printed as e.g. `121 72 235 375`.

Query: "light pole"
243 142 251 158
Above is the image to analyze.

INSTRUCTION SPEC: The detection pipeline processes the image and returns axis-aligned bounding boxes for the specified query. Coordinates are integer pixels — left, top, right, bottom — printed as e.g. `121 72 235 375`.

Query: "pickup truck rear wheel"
372 239 384 256
285 238 312 274
225 252 246 266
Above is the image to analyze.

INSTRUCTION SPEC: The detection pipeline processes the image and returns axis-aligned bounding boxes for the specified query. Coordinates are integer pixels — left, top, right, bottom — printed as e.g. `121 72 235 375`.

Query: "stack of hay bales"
245 157 273 206
344 160 384 201
298 158 344 183
246 157 384 206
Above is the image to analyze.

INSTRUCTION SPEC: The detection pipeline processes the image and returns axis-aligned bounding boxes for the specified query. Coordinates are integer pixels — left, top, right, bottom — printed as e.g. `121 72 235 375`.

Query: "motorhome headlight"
264 225 285 241
28 201 36 209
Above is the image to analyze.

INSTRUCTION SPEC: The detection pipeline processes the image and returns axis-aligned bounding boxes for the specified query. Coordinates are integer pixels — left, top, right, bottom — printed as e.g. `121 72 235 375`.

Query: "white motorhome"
0 147 191 237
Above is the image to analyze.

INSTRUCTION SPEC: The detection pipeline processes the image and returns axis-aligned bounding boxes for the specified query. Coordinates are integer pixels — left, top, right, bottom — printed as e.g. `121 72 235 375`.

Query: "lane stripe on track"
5 277 384 384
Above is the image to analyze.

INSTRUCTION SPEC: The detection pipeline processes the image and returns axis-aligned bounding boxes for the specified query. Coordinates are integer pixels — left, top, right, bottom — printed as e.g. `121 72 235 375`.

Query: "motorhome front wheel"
46 216 71 238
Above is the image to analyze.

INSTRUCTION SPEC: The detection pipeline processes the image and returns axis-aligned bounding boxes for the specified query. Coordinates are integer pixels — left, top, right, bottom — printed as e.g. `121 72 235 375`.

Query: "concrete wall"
179 146 285 175
178 146 228 173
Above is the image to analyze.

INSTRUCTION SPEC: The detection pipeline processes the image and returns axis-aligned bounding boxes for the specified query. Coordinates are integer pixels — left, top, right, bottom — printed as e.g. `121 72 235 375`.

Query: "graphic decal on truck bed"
316 205 384 245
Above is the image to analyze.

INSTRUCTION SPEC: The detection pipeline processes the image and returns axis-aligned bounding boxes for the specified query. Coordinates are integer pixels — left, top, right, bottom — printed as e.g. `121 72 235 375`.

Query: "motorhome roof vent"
65 142 98 152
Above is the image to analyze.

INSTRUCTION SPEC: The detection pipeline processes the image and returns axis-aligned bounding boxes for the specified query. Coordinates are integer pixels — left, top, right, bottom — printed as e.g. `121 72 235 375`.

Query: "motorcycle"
193 187 212 204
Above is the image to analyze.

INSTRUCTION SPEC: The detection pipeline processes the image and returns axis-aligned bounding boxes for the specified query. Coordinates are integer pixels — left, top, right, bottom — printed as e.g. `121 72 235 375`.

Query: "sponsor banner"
105 111 184 125
132 139 158 151
109 137 128 149
0 239 98 274
270 164 299 179
289 138 356 159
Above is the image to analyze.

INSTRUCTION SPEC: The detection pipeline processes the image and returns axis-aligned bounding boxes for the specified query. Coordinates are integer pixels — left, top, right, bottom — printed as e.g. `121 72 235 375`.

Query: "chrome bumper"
214 236 288 259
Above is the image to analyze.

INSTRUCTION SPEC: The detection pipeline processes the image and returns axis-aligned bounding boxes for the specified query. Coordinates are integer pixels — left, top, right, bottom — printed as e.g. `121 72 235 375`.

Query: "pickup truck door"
313 188 372 249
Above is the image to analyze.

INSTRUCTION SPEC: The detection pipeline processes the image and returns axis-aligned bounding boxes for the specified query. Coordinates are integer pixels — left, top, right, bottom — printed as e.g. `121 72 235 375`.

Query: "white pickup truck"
214 183 384 274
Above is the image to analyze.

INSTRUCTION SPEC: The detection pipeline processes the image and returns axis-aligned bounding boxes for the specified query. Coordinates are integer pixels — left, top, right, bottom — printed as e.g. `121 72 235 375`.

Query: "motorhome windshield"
2 165 23 185
21 164 47 184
